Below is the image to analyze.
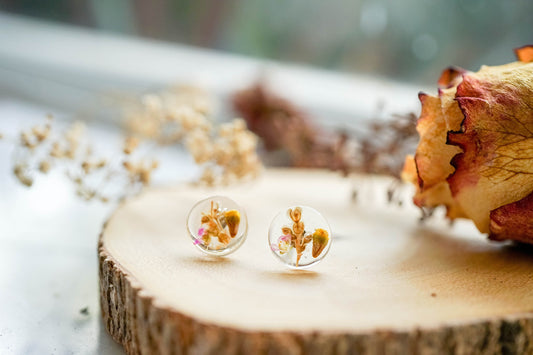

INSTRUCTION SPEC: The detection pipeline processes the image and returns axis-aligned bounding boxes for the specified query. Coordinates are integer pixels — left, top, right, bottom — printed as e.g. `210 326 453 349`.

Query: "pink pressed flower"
197 227 206 237
279 234 290 243
193 238 202 245
275 234 291 255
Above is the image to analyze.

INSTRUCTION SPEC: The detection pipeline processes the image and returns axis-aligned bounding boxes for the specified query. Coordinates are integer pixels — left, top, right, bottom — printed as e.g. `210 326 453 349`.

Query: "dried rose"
403 46 533 244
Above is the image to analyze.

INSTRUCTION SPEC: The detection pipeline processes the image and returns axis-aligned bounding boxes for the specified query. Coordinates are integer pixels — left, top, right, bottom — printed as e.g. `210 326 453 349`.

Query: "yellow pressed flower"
312 228 329 258
224 209 240 238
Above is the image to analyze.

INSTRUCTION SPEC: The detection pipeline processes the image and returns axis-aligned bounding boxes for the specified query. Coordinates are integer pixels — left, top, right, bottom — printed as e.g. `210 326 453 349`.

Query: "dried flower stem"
197 201 240 248
10 116 160 202
276 207 329 267
233 84 417 175
233 83 418 204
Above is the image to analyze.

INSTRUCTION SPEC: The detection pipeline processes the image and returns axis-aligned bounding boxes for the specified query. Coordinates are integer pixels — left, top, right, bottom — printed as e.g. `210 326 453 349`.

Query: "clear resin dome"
268 206 331 269
187 196 247 256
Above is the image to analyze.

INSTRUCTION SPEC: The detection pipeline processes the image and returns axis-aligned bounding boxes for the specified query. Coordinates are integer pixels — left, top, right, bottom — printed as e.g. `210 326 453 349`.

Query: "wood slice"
99 169 533 355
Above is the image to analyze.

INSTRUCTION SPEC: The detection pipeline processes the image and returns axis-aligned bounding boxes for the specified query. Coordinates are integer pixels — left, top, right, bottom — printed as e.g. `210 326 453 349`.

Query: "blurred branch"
233 83 418 178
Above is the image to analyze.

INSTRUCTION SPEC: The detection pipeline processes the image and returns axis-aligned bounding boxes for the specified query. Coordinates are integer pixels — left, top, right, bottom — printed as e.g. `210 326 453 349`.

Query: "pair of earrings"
186 196 332 269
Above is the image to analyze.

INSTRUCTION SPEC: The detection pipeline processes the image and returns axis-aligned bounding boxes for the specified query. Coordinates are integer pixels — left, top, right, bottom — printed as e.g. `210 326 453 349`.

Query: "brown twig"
232 83 418 179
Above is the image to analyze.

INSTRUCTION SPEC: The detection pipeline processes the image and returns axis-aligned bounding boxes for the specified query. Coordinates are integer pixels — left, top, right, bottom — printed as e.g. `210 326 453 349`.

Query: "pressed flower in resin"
187 196 247 255
269 206 331 269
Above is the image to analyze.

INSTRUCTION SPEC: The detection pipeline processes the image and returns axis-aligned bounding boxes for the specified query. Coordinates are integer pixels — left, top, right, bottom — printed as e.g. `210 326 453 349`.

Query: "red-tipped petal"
438 66 467 89
514 45 533 63
406 88 464 217
490 191 533 243
405 48 533 243
447 63 533 233
414 93 462 190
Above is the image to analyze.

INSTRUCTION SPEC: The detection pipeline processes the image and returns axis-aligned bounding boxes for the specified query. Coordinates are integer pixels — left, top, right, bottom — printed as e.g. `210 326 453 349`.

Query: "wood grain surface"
99 169 533 354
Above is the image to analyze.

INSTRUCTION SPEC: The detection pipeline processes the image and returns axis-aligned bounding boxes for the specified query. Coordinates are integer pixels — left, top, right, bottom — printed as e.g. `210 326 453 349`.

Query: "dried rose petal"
447 58 533 234
515 45 533 63
437 66 467 89
489 191 533 243
408 79 466 219
400 155 417 185
404 45 533 243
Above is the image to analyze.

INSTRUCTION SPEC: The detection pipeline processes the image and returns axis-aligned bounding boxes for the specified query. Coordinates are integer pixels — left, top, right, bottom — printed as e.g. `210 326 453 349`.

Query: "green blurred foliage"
1 0 532 84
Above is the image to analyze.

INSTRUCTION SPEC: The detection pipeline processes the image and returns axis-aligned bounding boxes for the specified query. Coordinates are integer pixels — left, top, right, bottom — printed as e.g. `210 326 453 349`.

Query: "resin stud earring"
187 196 248 256
269 206 331 269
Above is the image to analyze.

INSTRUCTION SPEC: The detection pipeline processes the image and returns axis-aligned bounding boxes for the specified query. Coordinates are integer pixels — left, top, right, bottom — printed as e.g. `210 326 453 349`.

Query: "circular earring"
187 196 248 256
268 206 331 269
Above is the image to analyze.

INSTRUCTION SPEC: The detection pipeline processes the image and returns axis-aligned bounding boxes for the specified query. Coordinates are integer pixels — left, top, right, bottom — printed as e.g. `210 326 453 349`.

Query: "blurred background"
0 2 531 354
1 0 532 84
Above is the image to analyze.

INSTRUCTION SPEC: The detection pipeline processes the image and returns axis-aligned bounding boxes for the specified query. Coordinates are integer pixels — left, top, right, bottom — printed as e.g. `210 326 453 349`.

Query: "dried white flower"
186 129 213 164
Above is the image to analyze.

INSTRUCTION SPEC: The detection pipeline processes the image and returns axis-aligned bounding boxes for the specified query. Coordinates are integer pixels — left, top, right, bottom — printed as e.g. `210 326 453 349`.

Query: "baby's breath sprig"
186 118 262 186
10 116 159 202
124 85 213 144
123 85 262 186
12 115 54 187
66 133 159 202
6 84 262 201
